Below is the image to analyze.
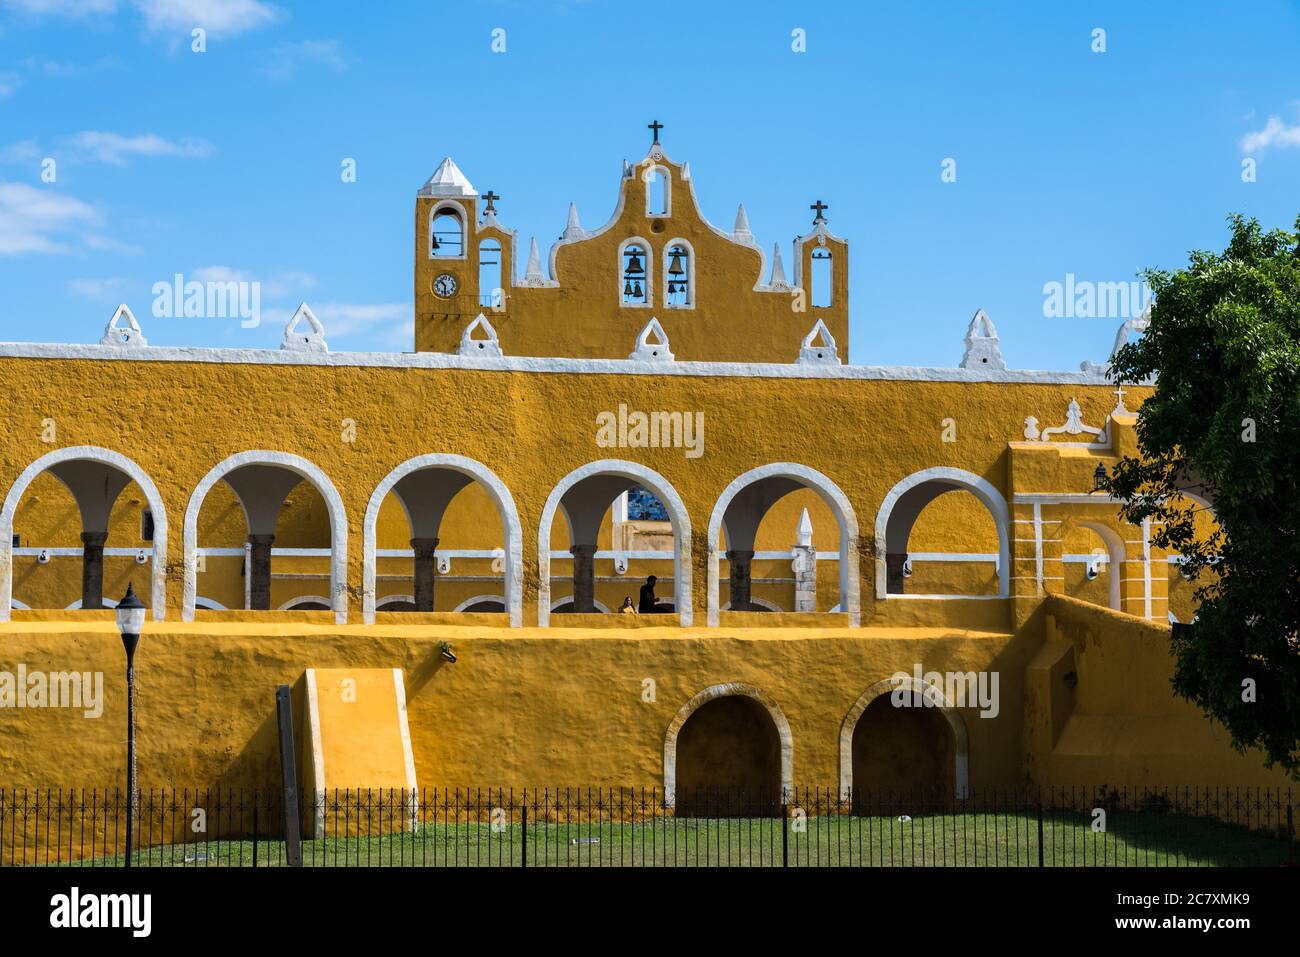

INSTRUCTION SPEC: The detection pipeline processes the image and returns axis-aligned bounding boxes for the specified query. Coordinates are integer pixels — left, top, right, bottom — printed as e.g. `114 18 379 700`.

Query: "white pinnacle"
562 202 585 241
769 242 789 287
797 508 813 548
733 203 753 243
524 237 544 283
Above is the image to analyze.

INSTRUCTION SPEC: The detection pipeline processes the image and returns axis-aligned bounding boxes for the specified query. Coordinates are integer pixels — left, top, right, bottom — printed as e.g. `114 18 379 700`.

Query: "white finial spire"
523 237 544 284
419 156 476 197
732 203 754 244
797 508 813 548
281 302 328 352
100 303 147 347
959 308 1005 371
768 242 789 289
562 202 585 241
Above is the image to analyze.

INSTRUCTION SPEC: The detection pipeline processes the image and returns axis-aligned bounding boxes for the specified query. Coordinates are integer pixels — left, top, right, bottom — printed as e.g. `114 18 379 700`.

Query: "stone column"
411 537 440 612
727 549 754 610
569 544 597 612
247 533 275 610
80 531 108 610
885 553 908 594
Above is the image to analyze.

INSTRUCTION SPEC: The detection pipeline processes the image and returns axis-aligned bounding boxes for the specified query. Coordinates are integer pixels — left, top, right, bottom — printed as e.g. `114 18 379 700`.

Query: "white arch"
363 454 523 626
874 466 1010 600
538 460 692 627
428 200 467 260
194 596 227 611
662 237 696 309
617 236 653 308
184 451 348 624
64 599 116 609
451 594 506 613
8 598 28 610
279 595 332 610
663 682 793 806
838 677 970 801
1078 521 1125 611
0 446 169 622
376 593 416 609
706 463 860 627
550 596 611 613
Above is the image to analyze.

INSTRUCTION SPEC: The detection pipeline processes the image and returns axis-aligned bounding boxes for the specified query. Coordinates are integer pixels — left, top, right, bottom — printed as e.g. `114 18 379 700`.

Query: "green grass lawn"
41 809 1295 867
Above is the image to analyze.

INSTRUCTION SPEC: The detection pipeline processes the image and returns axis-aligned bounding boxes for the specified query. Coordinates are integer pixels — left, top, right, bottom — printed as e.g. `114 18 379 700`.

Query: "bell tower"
415 157 479 352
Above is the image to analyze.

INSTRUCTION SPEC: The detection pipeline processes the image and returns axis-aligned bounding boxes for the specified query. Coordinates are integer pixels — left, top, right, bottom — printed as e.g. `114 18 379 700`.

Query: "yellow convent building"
0 129 1283 816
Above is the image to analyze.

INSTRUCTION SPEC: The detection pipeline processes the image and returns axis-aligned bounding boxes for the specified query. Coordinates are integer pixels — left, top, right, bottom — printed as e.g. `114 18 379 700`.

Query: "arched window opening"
627 487 668 521
478 239 502 309
646 167 669 216
621 243 649 305
665 243 692 307
811 247 833 307
430 207 464 258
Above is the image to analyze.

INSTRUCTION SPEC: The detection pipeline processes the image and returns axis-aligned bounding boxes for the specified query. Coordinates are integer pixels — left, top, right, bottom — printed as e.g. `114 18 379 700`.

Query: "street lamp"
115 582 145 868
1093 463 1108 491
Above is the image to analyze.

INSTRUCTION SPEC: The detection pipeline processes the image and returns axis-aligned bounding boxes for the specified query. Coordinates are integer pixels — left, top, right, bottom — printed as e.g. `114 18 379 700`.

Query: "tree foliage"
1103 214 1300 776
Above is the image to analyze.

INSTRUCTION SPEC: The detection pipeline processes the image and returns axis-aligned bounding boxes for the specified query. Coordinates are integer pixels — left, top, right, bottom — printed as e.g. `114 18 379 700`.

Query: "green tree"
1103 214 1300 777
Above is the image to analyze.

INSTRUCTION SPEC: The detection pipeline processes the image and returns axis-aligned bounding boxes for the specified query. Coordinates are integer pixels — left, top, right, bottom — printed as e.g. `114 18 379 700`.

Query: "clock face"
433 273 458 298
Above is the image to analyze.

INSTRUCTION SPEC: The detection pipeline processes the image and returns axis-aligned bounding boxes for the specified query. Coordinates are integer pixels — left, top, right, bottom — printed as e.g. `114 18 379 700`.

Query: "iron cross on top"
811 199 829 222
482 190 500 213
648 120 664 145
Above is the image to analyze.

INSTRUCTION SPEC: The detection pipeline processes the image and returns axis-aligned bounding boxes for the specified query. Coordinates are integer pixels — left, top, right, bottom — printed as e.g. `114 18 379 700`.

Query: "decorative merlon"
796 508 813 548
1081 305 1151 375
797 318 840 365
629 317 673 362
100 304 147 348
959 308 1005 371
458 313 503 357
281 302 328 352
519 237 553 287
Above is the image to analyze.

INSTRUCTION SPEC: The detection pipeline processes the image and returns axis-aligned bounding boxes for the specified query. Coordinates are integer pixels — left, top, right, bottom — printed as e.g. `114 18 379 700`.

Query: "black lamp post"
115 582 145 868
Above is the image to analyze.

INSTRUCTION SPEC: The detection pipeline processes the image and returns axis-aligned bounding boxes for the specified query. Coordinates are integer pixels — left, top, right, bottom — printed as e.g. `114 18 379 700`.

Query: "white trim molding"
363 454 523 627
538 460 692 627
838 677 970 801
183 450 348 624
874 466 1011 600
279 595 332 610
451 594 507 612
663 682 793 807
0 446 169 622
706 463 860 627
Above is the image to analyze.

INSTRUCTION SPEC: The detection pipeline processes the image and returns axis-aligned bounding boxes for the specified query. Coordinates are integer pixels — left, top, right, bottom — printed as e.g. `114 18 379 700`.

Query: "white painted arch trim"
279 595 332 610
838 677 970 801
194 596 227 610
452 594 507 612
377 593 416 609
874 466 1011 600
183 451 348 624
538 459 692 627
664 682 794 807
363 454 523 627
722 597 784 612
706 463 860 627
0 446 169 623
65 599 117 609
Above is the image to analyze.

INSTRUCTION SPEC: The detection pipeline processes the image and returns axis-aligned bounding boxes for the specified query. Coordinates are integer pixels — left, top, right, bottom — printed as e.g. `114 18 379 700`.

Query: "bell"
668 249 685 276
626 251 644 275
624 280 633 296
430 235 440 251
632 281 642 298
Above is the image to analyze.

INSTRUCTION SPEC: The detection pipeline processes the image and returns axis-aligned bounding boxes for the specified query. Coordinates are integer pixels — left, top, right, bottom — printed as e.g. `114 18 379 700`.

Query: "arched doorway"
538 460 691 626
839 678 969 811
363 454 522 626
874 467 1010 599
707 463 859 626
1 446 168 621
664 683 792 816
183 451 347 623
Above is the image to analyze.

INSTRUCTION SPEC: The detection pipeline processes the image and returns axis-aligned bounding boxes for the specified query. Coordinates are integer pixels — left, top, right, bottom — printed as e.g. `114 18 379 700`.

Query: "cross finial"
1112 383 1129 415
483 190 500 213
810 199 829 223
648 119 664 145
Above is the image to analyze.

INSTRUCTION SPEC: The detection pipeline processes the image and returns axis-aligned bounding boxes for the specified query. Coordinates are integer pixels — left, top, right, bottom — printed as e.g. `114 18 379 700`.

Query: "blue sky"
0 0 1297 367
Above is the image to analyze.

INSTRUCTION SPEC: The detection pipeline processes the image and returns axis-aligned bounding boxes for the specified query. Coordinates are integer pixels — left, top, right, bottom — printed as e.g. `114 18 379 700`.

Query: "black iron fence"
1 785 1293 867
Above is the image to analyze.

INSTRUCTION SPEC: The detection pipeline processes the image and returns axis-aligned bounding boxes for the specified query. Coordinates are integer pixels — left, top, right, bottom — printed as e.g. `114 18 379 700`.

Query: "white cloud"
133 0 278 37
1 0 119 17
63 130 213 165
1241 116 1300 153
84 231 144 254
0 181 99 255
261 39 348 79
70 276 130 298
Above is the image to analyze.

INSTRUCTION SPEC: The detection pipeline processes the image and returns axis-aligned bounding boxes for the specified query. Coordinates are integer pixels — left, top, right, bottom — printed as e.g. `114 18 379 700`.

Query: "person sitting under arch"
639 575 668 613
